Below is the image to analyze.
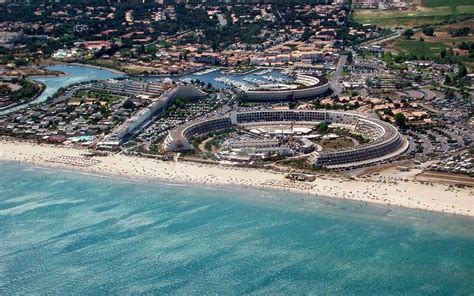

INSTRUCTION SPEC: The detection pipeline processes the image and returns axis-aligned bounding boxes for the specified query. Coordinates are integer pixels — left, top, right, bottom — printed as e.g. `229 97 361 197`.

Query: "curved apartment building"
163 110 408 169
243 74 330 101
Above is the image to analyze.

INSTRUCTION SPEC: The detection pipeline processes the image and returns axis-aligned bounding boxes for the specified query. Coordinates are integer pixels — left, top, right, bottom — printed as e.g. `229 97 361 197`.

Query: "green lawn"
353 5 474 28
394 40 449 57
392 39 474 66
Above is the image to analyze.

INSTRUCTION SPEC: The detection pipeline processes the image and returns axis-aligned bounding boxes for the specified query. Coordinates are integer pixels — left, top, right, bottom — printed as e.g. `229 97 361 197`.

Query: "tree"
122 99 135 110
145 44 156 55
394 113 406 128
315 122 329 134
445 75 452 85
137 44 145 56
440 49 447 59
422 26 435 37
445 89 456 100
347 50 353 64
301 27 312 41
403 29 414 40
14 59 28 67
451 27 470 37
458 64 468 78
289 100 297 109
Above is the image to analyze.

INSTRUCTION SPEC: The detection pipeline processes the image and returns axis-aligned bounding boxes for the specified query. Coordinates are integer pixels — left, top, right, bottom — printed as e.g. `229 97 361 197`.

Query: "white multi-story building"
163 110 408 169
243 74 330 101
98 85 206 148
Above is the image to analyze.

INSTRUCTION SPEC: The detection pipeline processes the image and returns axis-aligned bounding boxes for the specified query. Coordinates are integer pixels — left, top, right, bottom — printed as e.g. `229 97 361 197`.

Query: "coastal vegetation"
0 78 41 108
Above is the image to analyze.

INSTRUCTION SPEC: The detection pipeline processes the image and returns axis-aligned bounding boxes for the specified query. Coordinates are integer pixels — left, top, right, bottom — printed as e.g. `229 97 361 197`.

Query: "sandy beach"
1 139 472 217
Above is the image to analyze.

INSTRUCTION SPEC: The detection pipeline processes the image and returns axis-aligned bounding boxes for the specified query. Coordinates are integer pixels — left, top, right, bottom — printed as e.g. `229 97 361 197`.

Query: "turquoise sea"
0 162 473 294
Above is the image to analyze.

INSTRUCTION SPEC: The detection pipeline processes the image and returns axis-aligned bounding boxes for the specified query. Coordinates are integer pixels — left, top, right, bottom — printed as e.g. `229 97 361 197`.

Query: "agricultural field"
422 0 474 8
390 40 449 57
382 20 474 67
353 5 474 28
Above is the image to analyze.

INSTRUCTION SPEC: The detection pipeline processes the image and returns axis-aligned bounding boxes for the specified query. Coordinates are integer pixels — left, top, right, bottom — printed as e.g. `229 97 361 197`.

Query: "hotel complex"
98 85 206 148
164 110 408 169
243 74 330 101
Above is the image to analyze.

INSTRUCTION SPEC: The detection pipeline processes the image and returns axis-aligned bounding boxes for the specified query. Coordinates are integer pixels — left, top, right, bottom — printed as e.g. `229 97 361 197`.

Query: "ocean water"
0 162 473 294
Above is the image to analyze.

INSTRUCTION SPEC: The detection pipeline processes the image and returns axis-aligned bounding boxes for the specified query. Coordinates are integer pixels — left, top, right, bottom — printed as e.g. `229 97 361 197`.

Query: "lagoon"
1 64 291 115
0 64 124 115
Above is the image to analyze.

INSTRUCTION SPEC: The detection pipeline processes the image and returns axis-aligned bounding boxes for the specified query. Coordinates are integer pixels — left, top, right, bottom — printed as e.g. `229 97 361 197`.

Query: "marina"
0 64 292 114
214 76 250 90
193 68 219 76
262 75 290 84
242 77 267 86
254 68 274 75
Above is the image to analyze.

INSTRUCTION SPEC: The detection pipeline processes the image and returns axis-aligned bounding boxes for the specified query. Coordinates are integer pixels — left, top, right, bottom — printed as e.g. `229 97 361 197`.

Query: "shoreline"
68 62 127 75
26 71 67 78
36 60 127 76
19 161 474 225
0 80 45 112
0 63 125 115
0 139 472 217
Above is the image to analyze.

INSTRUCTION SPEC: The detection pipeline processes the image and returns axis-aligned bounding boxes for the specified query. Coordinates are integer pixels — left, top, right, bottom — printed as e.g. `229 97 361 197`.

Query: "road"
410 131 433 157
418 102 439 114
361 30 402 47
330 54 347 96
428 131 448 153
53 85 90 103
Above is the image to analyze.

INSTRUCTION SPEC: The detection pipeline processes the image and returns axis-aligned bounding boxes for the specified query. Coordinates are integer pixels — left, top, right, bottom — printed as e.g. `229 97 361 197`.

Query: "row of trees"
405 26 470 39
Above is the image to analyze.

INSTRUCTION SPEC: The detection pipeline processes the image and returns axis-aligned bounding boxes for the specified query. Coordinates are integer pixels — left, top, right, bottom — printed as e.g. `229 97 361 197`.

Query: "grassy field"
382 20 474 68
422 0 474 8
353 5 474 28
392 40 449 57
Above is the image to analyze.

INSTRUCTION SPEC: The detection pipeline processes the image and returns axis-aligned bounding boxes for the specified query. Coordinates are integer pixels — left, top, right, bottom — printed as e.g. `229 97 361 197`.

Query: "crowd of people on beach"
48 155 101 167
0 138 472 217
